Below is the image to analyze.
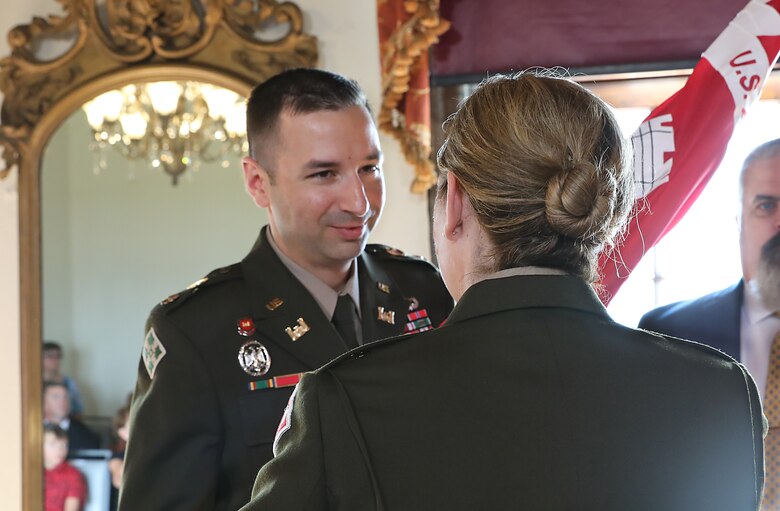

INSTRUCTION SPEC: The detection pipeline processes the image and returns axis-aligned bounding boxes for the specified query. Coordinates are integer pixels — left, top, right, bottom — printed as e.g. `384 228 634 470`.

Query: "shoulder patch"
142 328 167 379
158 263 242 312
272 385 299 457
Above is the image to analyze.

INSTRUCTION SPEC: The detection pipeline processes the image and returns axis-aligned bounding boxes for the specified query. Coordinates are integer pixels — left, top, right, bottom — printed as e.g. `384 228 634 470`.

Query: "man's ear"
445 171 465 240
242 156 271 208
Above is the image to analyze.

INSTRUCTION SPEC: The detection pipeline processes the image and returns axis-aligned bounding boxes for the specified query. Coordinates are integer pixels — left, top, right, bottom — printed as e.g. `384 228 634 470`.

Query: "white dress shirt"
740 281 780 399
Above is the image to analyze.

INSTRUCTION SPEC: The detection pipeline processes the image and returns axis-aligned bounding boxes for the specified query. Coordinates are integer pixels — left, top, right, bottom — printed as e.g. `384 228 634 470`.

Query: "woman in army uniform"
241 71 764 511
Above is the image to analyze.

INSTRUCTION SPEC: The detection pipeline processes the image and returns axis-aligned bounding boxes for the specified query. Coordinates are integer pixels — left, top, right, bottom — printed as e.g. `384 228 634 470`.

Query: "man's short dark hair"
43 341 63 355
43 380 68 395
44 423 68 440
246 68 370 166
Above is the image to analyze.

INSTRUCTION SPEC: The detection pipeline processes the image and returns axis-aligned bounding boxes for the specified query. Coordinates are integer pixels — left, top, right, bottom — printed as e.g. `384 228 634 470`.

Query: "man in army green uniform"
118 69 453 511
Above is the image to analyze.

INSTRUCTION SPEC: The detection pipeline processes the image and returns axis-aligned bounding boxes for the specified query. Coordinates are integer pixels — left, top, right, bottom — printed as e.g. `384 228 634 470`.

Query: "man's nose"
342 172 369 217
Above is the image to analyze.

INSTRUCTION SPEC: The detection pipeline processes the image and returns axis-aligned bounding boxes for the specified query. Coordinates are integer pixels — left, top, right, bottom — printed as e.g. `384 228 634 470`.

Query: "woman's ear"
445 171 465 240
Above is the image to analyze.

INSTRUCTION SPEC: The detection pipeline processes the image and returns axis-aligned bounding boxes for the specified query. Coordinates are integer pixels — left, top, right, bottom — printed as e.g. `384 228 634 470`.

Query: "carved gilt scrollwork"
0 0 318 180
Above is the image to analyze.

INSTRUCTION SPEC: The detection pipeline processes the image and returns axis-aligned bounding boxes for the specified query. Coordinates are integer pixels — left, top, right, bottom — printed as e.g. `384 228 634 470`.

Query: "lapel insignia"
238 340 271 377
265 297 284 311
285 317 310 341
377 282 391 294
407 296 420 311
237 317 256 336
404 308 433 334
377 306 395 325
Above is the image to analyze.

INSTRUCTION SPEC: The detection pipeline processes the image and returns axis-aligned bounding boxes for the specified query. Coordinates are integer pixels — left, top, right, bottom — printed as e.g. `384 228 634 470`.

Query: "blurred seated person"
109 398 130 511
242 71 764 511
43 341 85 417
44 381 101 455
44 424 86 511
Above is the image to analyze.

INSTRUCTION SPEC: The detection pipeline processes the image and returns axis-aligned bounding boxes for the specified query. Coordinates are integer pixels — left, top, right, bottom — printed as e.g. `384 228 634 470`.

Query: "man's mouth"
332 224 366 241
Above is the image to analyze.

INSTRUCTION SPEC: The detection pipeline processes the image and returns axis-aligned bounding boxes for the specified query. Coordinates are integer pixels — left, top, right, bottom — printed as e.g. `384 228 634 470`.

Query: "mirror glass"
40 80 266 502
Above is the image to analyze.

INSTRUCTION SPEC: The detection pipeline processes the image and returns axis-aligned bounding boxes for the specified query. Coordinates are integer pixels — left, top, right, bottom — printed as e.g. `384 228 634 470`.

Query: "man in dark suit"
639 138 780 385
241 71 764 511
640 138 779 509
118 69 453 511
43 381 100 455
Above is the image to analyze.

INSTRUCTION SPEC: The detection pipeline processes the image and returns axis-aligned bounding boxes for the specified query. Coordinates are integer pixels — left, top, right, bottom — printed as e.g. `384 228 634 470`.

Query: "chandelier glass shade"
82 81 247 184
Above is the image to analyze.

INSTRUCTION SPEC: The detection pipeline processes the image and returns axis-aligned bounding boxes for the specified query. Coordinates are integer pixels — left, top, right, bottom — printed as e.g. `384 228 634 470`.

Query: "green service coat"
118 227 453 511
243 274 764 511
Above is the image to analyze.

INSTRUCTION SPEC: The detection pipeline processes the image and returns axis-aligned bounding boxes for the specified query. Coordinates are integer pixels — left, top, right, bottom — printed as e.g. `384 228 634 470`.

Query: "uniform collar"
266 230 361 319
240 228 411 368
446 273 608 325
241 227 351 368
483 266 569 281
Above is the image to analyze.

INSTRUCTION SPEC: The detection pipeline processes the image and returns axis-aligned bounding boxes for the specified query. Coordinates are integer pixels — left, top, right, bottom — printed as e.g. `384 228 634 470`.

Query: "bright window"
607 99 780 327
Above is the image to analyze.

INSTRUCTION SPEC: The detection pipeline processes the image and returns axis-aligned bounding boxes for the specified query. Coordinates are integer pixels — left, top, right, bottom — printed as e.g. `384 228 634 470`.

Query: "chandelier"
82 81 247 185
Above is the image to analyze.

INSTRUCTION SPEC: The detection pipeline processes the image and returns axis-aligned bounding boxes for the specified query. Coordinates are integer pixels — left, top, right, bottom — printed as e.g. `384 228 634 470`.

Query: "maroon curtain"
432 0 746 79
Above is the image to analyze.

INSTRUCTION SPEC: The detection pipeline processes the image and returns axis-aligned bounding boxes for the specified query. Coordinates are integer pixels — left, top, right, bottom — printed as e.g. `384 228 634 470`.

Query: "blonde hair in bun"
437 70 633 282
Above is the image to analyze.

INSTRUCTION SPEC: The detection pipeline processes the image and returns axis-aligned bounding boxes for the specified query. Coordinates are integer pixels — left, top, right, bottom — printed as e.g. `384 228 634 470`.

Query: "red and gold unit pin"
237 317 256 336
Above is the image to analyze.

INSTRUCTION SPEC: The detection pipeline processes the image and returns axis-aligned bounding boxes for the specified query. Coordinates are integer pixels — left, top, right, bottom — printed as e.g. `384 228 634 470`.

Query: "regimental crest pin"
238 340 271 377
407 296 420 311
377 306 395 325
285 317 310 341
237 317 256 336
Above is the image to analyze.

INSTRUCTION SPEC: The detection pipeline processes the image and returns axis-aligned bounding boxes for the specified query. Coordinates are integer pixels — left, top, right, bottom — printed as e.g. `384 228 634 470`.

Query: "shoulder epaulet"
364 244 438 270
157 263 242 312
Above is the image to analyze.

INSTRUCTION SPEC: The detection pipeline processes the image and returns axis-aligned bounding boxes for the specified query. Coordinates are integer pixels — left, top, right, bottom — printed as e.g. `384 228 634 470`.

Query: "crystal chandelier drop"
82 81 247 185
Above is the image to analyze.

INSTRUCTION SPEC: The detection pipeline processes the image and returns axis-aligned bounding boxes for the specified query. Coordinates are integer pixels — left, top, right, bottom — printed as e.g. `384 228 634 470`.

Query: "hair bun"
545 162 614 239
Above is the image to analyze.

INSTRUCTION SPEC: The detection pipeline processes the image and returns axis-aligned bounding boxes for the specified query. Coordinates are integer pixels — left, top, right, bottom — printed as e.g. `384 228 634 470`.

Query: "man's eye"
756 200 778 216
361 165 382 174
310 170 335 179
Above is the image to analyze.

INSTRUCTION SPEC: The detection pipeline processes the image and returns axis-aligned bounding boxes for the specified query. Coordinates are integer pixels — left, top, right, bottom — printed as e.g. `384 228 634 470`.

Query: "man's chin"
328 236 367 262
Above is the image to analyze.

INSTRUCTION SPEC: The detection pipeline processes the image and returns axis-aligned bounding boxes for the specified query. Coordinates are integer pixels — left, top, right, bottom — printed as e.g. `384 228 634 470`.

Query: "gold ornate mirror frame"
0 1 316 508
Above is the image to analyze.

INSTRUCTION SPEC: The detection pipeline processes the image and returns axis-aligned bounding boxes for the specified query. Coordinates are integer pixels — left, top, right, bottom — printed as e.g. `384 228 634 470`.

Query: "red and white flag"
598 0 780 303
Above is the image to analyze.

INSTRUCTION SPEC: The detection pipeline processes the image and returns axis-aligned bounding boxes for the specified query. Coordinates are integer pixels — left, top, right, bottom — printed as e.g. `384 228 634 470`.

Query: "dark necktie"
332 294 360 349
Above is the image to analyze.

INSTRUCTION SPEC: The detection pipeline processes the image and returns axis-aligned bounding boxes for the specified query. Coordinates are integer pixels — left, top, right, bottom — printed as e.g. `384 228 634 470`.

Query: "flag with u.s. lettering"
598 0 780 303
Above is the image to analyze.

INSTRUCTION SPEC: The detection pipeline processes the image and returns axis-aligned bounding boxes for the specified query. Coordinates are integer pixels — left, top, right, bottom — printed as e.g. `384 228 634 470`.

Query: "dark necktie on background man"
332 294 360 349
762 313 780 511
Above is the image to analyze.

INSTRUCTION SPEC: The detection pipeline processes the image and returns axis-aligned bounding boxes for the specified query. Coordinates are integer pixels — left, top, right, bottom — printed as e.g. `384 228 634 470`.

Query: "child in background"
44 424 86 511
